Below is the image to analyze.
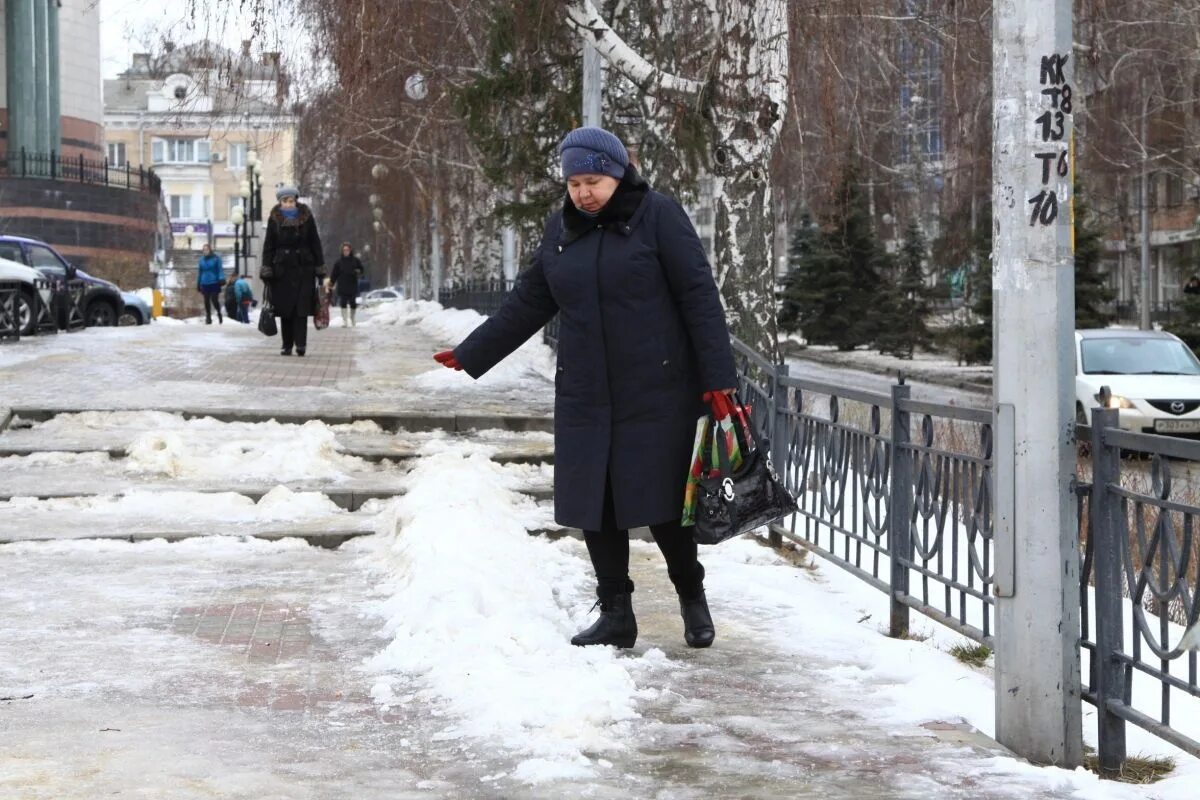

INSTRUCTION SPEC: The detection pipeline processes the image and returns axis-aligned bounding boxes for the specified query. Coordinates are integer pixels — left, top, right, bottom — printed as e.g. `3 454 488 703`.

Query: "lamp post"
245 151 264 279
184 224 195 250
231 205 245 277
239 178 251 278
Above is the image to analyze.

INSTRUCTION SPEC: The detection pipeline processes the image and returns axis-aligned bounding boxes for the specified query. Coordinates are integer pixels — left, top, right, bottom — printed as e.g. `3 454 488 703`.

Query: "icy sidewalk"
0 300 555 419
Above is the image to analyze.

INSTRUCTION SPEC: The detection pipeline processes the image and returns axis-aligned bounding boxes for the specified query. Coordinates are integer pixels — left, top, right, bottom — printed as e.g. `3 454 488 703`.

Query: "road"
786 358 988 409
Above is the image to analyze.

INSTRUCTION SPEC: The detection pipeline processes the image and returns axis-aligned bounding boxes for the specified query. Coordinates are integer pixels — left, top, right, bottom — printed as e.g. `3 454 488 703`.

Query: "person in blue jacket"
196 243 226 324
433 127 737 651
233 276 254 324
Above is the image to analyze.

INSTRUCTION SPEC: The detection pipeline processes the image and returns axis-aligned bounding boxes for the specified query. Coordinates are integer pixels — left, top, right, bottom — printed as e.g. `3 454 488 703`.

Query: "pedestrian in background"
329 242 365 327
1185 275 1200 296
233 275 254 324
433 126 736 651
196 243 226 325
261 186 326 356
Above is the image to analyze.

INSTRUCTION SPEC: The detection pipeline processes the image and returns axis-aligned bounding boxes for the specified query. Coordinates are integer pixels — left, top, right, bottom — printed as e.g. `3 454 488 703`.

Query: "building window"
228 143 247 169
169 195 193 218
1166 173 1184 207
151 138 212 164
107 142 127 167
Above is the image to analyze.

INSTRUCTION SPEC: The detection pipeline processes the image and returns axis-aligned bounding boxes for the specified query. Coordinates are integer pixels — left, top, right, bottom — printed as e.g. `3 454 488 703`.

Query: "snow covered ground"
2 304 1197 797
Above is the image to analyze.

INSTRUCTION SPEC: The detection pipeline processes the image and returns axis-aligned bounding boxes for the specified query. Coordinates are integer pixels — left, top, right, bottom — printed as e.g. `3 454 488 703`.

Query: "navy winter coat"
454 167 736 531
261 203 325 317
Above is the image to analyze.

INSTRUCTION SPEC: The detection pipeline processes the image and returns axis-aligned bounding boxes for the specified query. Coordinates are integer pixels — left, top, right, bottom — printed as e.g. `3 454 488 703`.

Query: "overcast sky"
98 0 305 79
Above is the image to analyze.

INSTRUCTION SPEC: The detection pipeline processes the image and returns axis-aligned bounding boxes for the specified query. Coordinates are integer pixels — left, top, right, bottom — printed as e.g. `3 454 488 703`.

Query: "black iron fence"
1079 410 1200 774
0 280 20 339
445 283 1199 775
0 277 86 341
2 148 162 195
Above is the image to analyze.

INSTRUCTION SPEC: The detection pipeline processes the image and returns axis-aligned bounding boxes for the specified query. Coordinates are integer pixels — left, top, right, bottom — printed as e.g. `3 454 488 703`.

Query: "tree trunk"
566 0 789 360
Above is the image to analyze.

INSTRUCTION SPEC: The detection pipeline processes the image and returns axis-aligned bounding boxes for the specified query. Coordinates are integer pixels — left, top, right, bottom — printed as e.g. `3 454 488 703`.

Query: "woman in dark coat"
329 242 365 327
434 127 737 650
261 186 326 356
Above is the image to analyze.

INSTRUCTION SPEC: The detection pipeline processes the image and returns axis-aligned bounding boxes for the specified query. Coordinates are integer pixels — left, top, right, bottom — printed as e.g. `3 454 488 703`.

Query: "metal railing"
2 148 162 194
0 277 86 342
1080 411 1200 774
446 282 1199 774
0 280 20 339
729 338 997 646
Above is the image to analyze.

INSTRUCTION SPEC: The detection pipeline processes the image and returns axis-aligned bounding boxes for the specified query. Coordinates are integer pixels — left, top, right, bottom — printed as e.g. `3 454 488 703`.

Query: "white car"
361 288 403 306
0 256 53 336
1076 329 1200 435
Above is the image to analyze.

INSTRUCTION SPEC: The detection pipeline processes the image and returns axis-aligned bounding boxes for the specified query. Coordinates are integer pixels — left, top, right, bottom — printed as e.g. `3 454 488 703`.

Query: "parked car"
1075 329 1200 434
362 287 404 306
0 235 124 327
118 291 152 325
0 256 53 336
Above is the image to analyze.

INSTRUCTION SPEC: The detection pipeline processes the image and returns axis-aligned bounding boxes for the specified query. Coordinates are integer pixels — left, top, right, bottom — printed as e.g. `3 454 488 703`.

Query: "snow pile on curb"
364 299 555 391
0 486 345 521
364 440 664 782
125 419 370 480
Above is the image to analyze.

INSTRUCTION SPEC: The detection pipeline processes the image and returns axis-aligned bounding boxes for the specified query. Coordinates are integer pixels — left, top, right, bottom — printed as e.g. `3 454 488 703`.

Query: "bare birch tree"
565 0 789 356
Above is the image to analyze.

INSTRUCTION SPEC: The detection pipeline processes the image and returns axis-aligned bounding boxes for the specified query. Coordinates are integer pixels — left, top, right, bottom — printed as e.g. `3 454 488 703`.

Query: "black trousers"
583 480 705 601
337 293 358 309
278 315 308 352
202 292 222 320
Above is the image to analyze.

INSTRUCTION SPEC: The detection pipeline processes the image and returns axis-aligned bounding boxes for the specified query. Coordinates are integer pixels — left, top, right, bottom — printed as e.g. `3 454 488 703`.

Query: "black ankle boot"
680 590 715 648
571 589 637 649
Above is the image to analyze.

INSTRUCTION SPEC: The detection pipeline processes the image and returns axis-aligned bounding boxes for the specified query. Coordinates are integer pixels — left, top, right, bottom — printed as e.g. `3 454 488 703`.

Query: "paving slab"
0 312 555 421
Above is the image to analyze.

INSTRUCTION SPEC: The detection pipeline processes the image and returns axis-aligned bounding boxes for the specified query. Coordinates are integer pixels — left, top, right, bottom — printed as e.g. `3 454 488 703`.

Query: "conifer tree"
780 165 889 350
876 222 933 359
1074 185 1115 330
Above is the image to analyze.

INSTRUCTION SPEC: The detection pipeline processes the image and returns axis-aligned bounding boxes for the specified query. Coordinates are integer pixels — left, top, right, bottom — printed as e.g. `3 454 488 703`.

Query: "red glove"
433 350 463 371
703 389 737 419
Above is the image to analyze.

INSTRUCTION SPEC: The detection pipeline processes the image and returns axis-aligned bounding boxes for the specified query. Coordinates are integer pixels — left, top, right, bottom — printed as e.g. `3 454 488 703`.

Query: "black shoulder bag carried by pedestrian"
258 285 277 337
693 397 797 545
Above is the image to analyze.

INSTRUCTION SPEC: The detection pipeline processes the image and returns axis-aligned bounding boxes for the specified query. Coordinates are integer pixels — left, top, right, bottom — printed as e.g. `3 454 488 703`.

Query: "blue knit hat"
559 126 628 180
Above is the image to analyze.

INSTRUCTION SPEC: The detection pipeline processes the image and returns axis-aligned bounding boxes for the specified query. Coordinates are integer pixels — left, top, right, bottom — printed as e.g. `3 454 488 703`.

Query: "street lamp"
184 224 195 250
231 205 245 277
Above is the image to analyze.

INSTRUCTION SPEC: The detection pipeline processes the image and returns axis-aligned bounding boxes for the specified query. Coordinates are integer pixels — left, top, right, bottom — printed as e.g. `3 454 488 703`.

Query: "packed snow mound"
0 487 346 521
125 419 370 480
363 299 555 391
364 439 663 781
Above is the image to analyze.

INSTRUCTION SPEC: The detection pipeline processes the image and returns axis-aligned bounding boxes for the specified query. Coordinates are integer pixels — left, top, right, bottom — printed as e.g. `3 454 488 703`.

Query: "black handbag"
693 400 797 545
258 287 277 337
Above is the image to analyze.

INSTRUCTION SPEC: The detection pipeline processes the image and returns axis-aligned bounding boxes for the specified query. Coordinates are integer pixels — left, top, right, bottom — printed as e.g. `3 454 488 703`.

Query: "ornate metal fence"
729 338 997 645
1082 407 1200 774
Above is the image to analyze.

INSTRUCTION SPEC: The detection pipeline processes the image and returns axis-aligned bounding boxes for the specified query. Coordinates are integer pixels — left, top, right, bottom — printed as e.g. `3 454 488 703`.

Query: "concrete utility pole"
991 0 1083 767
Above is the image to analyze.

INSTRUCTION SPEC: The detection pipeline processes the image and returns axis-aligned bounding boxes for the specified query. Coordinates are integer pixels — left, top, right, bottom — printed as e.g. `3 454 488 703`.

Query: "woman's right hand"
433 350 463 371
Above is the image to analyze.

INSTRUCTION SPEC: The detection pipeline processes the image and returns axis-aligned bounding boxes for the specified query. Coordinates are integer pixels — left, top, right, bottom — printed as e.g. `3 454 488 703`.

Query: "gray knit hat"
275 185 299 201
559 126 628 180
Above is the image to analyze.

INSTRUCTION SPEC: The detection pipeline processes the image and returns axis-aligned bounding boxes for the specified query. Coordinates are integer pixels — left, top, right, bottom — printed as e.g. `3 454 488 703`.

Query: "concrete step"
6 407 553 434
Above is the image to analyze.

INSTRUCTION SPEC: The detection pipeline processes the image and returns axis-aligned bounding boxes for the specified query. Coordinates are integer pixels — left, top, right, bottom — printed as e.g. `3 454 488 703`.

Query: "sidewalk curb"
784 344 992 396
7 406 554 433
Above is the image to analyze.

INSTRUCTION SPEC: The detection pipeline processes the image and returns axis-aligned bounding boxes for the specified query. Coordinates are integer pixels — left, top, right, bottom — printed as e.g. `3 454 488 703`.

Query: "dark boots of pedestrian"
679 590 715 648
571 580 637 649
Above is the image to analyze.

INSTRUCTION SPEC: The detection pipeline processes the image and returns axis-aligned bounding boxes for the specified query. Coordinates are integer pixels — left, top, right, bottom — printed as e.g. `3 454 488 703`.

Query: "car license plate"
1155 419 1200 434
